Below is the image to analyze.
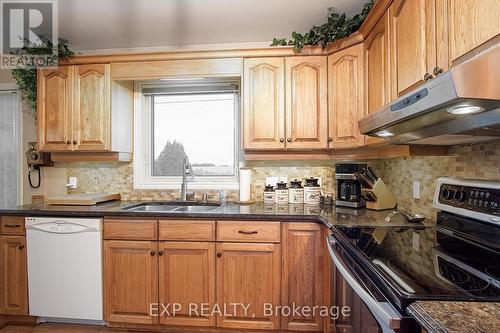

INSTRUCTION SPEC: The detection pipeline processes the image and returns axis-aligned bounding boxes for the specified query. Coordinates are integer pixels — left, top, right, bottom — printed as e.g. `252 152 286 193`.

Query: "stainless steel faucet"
180 155 193 201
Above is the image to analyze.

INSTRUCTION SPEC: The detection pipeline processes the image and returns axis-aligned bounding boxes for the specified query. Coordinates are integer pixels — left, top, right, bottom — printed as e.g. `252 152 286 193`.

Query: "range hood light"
376 130 394 137
447 105 484 115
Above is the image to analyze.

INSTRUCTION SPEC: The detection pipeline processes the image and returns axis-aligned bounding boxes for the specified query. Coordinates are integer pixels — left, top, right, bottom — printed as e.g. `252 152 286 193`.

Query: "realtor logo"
0 0 58 68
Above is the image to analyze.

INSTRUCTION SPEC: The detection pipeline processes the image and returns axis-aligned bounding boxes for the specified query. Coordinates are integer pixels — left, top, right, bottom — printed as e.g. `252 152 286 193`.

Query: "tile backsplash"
67 140 500 220
371 140 500 219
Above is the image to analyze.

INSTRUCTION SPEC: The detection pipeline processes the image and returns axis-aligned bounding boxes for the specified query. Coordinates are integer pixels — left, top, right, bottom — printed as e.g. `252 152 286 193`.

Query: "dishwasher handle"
327 235 402 331
26 221 101 234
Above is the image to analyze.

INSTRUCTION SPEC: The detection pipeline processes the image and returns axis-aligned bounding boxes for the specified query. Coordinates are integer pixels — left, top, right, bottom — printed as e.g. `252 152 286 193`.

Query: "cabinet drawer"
217 221 280 243
159 220 215 241
1 217 25 235
103 219 158 240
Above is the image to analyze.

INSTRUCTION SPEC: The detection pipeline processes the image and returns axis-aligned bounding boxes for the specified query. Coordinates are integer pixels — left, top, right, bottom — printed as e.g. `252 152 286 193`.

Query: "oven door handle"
327 236 402 331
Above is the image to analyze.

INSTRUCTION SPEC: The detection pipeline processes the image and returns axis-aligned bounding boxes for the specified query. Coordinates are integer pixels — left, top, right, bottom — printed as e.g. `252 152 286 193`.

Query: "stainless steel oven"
327 233 415 333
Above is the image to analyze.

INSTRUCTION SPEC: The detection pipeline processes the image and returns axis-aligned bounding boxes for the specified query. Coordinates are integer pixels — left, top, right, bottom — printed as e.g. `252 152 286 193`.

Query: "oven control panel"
438 183 500 216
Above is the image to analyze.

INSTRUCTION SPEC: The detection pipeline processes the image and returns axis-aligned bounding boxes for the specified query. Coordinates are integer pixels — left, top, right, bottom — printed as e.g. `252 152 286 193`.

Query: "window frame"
134 82 241 190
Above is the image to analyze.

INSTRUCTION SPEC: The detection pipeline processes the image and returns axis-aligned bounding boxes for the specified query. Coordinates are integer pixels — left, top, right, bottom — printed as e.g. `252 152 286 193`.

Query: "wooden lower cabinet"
281 223 324 331
216 242 281 330
0 236 28 315
158 241 215 327
104 240 158 324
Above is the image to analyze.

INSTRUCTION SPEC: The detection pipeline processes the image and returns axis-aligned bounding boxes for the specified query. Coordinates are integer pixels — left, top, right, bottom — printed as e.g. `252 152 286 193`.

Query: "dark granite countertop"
407 301 500 333
0 201 435 228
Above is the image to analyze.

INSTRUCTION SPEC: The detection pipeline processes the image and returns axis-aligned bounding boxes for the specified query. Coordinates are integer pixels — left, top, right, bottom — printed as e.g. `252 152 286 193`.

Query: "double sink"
121 201 221 213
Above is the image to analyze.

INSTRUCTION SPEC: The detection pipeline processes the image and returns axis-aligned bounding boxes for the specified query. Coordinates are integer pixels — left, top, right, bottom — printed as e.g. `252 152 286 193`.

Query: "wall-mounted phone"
25 142 53 188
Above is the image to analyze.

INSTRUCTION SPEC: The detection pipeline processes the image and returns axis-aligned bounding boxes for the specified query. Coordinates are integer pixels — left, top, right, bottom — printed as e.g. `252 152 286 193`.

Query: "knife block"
363 179 397 211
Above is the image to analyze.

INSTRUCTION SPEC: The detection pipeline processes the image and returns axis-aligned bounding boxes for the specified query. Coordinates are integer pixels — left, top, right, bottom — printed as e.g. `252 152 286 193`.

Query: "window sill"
133 181 240 190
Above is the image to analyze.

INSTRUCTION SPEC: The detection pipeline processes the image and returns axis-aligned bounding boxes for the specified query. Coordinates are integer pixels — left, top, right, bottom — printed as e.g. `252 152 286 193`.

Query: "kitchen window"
134 79 241 190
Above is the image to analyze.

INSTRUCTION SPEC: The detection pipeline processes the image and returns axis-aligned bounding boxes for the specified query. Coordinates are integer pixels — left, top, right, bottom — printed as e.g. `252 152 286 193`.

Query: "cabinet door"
285 56 328 149
0 236 28 315
328 43 366 149
365 12 392 146
448 0 500 63
158 242 215 327
37 66 74 151
104 240 158 324
216 243 280 330
281 223 324 331
243 58 285 149
74 64 111 151
390 0 436 96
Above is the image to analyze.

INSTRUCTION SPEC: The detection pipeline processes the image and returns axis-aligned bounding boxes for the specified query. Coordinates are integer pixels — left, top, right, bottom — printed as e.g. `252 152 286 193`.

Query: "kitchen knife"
355 172 374 189
366 191 378 202
367 167 379 181
362 168 377 184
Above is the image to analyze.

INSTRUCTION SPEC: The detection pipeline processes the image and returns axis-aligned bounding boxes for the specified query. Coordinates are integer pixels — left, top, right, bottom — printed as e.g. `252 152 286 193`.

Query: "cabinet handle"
423 73 433 81
158 251 164 256
216 252 222 258
66 140 71 145
238 230 258 235
18 245 24 250
279 138 285 143
328 137 333 142
150 251 156 256
4 224 21 228
287 138 292 143
72 140 78 145
433 67 443 76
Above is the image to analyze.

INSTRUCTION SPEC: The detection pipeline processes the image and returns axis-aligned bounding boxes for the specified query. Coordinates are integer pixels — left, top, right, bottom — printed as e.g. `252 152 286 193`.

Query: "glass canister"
288 179 304 204
263 185 275 203
304 177 321 205
274 181 289 204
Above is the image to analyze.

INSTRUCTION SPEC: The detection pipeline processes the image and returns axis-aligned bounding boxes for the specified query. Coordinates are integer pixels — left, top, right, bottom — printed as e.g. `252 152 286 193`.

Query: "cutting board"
47 193 121 206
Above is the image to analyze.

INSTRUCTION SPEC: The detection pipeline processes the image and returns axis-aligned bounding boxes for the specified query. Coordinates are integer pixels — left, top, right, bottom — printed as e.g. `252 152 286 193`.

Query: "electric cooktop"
332 211 500 310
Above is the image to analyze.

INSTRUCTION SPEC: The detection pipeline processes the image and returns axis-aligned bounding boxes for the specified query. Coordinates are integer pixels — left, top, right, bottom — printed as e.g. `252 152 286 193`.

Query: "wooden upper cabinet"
281 223 324 332
285 56 328 149
390 0 437 96
365 11 392 146
447 0 500 63
37 66 73 151
38 65 133 155
74 64 111 151
243 58 285 150
158 242 215 327
216 242 281 330
0 236 28 315
104 240 158 325
328 43 366 149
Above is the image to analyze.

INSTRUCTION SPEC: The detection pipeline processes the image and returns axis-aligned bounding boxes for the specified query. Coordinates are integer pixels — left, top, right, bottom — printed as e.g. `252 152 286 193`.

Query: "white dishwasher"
25 217 103 322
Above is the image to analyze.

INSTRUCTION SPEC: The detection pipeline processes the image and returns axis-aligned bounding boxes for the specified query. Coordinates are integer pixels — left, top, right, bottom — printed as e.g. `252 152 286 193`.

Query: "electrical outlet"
67 177 78 189
413 181 421 199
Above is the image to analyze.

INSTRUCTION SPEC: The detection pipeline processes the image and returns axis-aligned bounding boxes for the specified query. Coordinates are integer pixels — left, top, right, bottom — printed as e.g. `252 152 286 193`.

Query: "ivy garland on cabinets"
11 37 76 112
271 1 374 52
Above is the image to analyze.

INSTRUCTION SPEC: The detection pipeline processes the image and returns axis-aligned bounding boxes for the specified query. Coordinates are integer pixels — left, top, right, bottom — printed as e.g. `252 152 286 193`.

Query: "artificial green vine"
271 1 374 52
11 37 76 111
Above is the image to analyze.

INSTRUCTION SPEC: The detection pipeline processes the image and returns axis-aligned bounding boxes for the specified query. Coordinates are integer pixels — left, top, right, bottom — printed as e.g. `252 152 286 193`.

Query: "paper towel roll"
239 168 252 202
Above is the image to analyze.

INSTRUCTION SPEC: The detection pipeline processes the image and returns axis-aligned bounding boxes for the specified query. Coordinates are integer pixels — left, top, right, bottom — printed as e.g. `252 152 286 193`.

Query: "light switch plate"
412 232 420 251
413 181 421 199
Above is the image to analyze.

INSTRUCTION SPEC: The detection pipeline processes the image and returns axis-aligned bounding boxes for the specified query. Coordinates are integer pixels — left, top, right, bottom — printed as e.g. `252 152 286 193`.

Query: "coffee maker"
335 163 366 208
